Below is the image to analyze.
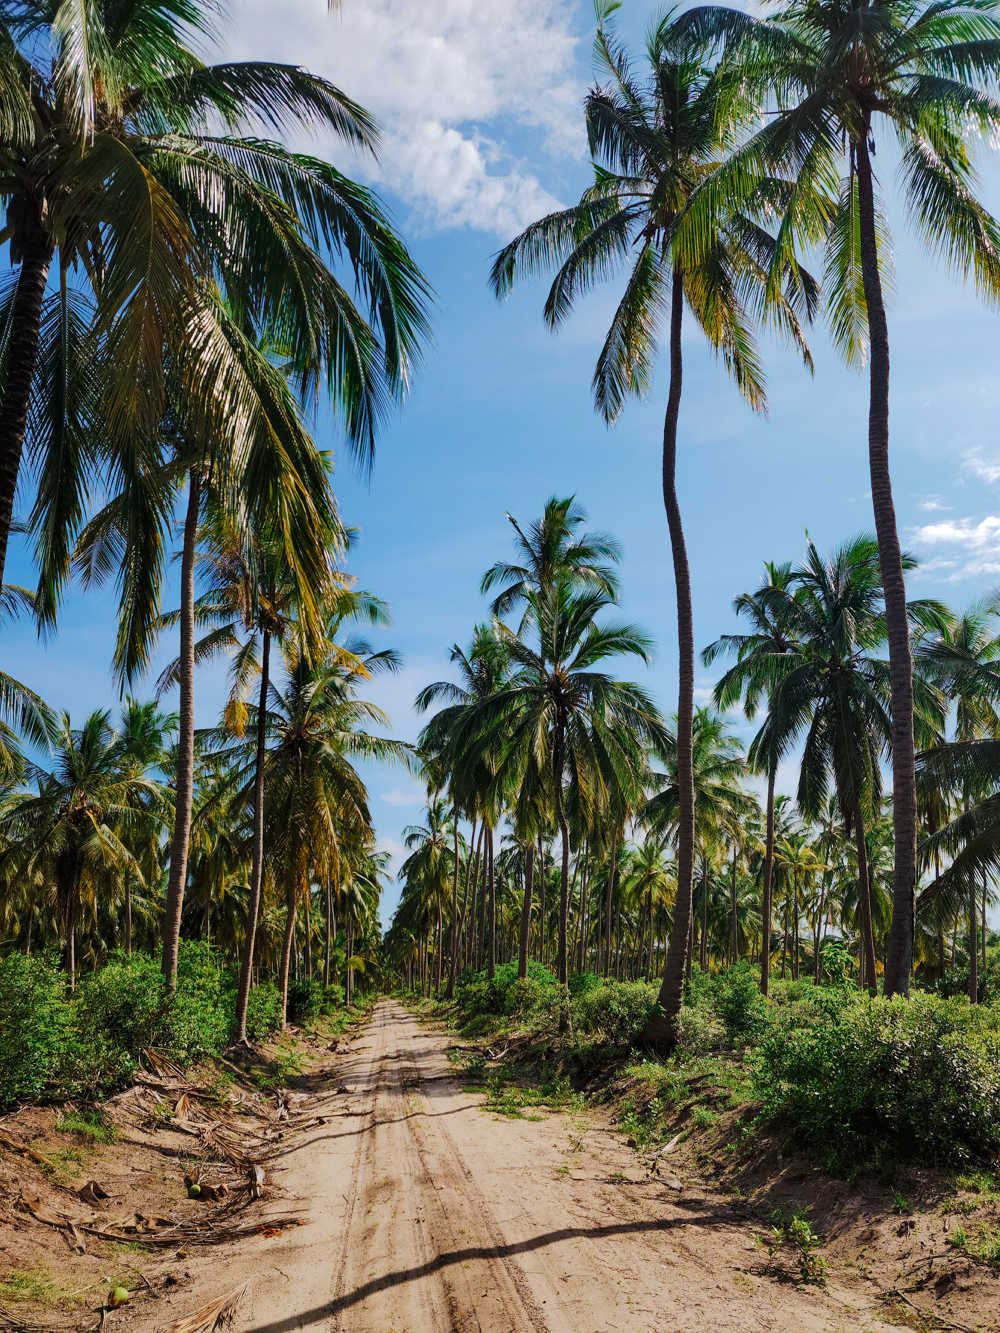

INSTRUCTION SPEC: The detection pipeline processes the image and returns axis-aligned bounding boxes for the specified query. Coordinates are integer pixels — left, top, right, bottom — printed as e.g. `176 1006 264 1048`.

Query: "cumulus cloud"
908 514 1000 581
915 496 952 512
962 448 1000 485
226 0 586 235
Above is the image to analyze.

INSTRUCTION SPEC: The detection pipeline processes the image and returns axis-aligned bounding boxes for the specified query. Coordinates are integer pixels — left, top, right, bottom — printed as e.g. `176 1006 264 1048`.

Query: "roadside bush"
568 971 601 998
675 1003 723 1054
245 982 283 1039
717 962 769 1046
574 980 659 1045
167 942 234 1060
320 983 346 1014
456 961 558 1019
756 994 1000 1170
286 978 322 1024
0 953 72 1109
504 976 544 1016
72 953 174 1090
939 946 1000 1006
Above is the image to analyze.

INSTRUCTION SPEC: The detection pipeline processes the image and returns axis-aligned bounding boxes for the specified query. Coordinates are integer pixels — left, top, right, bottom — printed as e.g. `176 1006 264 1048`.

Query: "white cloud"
962 449 1000 485
227 0 585 236
908 514 1000 581
915 496 952 512
380 782 426 808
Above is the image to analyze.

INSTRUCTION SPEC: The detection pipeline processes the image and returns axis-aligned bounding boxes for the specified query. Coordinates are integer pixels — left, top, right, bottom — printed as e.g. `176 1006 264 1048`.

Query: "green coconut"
188 1183 202 1198
110 1287 130 1308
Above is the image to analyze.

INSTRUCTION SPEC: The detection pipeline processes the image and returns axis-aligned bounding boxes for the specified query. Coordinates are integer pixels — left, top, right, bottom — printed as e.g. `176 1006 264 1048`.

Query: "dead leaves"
168 1282 249 1333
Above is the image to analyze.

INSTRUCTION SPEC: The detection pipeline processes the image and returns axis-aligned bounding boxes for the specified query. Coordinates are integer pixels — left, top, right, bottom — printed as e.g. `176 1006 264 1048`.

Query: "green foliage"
675 1003 723 1054
456 960 558 1019
574 980 660 1045
939 946 1000 1005
764 1206 827 1285
55 1109 117 1144
0 954 72 1110
716 961 768 1046
286 979 322 1024
245 982 283 1040
755 994 1000 1170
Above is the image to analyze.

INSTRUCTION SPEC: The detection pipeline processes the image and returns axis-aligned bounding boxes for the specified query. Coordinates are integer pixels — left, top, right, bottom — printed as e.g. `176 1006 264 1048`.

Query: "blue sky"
8 0 1000 926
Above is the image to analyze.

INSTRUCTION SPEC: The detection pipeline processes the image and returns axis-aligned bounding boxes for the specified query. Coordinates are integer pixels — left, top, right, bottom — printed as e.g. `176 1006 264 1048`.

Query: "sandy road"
158 1001 901 1333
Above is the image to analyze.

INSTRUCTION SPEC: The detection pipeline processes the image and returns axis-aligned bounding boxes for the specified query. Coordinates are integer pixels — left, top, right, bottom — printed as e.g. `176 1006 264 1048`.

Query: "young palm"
677 0 1000 996
0 0 429 590
753 537 945 990
454 582 665 995
703 561 801 993
491 6 817 1045
399 798 457 996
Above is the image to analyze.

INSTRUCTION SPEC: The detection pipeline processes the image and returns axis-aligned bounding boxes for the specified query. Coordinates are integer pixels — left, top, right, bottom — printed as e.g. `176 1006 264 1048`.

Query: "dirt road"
155 1001 903 1333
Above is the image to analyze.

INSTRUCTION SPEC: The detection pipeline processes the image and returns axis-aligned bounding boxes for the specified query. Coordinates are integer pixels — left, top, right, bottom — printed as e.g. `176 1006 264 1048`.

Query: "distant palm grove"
4 0 1000 1089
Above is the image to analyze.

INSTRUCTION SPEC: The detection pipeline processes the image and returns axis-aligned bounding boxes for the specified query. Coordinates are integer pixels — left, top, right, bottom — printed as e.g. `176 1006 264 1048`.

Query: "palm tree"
399 798 456 996
644 708 758 977
704 561 801 993
491 6 817 1045
455 582 664 999
748 536 945 992
0 0 430 593
0 710 169 985
677 0 1000 997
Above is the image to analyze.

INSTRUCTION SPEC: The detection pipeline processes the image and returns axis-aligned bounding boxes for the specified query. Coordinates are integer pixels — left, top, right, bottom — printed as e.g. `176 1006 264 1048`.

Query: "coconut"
110 1287 130 1307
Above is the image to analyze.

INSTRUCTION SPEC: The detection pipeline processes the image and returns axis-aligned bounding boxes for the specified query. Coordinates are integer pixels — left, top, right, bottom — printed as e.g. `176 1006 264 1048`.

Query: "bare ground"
3 999 998 1332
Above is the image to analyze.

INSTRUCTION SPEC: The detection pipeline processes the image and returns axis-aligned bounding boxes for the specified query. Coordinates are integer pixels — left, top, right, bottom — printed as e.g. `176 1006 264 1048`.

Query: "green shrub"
245 982 283 1040
717 962 768 1046
568 971 601 998
72 953 174 1090
456 961 558 1019
320 983 346 1014
167 943 233 1060
0 954 72 1109
286 979 322 1024
574 980 659 1045
504 977 544 1016
675 1003 723 1054
939 946 1000 1005
756 994 1000 1170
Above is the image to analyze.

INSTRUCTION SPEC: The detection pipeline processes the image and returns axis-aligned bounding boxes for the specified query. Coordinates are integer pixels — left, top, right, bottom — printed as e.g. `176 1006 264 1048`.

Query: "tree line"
387 499 1000 1012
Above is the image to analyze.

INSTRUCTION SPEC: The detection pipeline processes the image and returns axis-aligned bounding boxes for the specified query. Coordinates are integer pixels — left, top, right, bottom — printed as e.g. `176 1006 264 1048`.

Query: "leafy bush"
716 962 768 1046
939 946 1000 1006
245 982 283 1040
72 953 175 1090
166 943 234 1060
756 994 1000 1170
574 980 659 1045
0 954 72 1109
320 983 345 1014
504 977 544 1016
675 1003 723 1054
456 961 558 1019
568 971 601 998
286 979 322 1024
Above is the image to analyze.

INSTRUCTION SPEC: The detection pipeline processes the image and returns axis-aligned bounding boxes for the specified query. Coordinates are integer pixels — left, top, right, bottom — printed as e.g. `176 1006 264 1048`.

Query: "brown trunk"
125 880 132 955
982 869 988 975
303 889 312 980
277 869 296 1024
486 826 496 981
161 468 202 989
856 133 916 998
760 769 775 995
700 859 708 972
731 844 738 964
324 874 332 988
234 628 270 1042
0 213 53 588
435 889 443 995
445 813 460 999
518 843 535 980
604 830 618 978
970 873 979 1005
645 268 694 1047
853 804 878 995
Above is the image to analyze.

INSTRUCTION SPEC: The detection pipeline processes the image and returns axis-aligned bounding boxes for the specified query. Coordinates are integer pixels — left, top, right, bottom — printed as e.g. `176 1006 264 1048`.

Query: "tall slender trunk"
700 858 708 972
760 769 775 995
982 869 987 975
234 628 270 1042
856 133 916 998
538 834 546 965
445 813 461 999
435 889 443 995
731 845 738 964
324 875 333 989
277 868 296 1024
162 468 202 989
645 269 694 1046
486 826 496 981
0 216 53 588
461 820 481 973
604 830 618 979
814 881 825 984
792 870 799 981
518 843 535 980
303 890 312 980
970 873 979 1005
125 879 132 956
853 804 878 995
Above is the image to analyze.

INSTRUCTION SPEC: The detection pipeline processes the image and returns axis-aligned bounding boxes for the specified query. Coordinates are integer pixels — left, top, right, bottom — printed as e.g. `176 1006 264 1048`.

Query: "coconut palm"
399 798 457 996
453 582 664 997
0 0 430 595
675 0 1000 996
749 536 946 991
0 709 169 984
703 560 801 993
491 5 817 1045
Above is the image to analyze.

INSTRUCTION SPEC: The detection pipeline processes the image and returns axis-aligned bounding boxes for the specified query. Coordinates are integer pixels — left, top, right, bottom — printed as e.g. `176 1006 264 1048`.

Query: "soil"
2 999 998 1332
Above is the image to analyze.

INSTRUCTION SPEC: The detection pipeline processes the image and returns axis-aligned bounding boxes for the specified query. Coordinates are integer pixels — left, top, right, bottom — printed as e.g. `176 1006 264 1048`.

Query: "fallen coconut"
110 1287 130 1307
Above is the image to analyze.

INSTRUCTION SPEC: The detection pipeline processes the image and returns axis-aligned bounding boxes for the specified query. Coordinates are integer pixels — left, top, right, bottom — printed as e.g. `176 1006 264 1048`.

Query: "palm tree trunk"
700 858 708 972
435 889 443 995
460 820 481 973
234 627 270 1043
0 218 53 588
446 813 461 999
324 875 333 989
125 879 132 956
760 769 775 995
852 804 878 996
277 872 296 1024
970 873 979 1005
731 845 738 964
856 133 917 999
645 268 695 1047
486 826 496 981
604 830 618 979
982 869 987 976
538 834 546 965
162 467 202 990
518 843 535 980
304 890 312 980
